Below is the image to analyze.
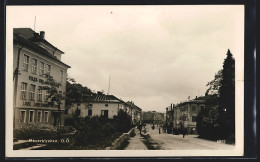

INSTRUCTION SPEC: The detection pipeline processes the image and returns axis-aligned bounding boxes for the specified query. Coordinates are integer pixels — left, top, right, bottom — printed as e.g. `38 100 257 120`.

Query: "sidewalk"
124 128 148 150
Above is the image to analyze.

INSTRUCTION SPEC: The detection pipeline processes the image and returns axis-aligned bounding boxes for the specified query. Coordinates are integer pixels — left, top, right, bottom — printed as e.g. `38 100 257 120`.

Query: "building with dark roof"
13 28 70 128
68 92 126 119
125 101 142 124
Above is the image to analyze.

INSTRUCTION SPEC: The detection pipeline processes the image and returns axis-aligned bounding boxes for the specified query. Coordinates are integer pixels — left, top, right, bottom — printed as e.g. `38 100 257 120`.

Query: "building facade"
165 96 219 134
13 28 70 128
125 101 142 125
142 111 165 124
68 92 125 119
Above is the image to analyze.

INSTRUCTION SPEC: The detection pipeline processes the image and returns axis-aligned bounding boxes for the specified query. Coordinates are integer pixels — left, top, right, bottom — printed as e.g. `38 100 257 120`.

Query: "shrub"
73 110 132 148
14 123 58 140
113 109 132 133
196 106 220 140
64 116 76 127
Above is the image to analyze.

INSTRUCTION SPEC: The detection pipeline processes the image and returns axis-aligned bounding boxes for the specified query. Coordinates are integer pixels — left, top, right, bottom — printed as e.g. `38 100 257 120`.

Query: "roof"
174 95 220 107
85 94 125 103
13 32 70 68
13 28 35 39
126 101 142 111
14 28 64 54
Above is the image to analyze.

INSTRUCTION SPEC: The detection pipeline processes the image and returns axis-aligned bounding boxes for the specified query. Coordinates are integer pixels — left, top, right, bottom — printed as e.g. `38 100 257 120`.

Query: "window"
88 109 92 116
20 110 26 123
20 82 27 99
59 91 62 97
45 90 49 102
39 62 44 75
23 54 29 71
44 111 49 122
28 110 34 123
192 116 197 122
60 70 63 82
46 64 51 74
105 104 108 107
31 58 37 74
101 110 108 118
37 111 42 122
200 106 205 109
29 84 36 100
37 86 43 101
192 106 196 112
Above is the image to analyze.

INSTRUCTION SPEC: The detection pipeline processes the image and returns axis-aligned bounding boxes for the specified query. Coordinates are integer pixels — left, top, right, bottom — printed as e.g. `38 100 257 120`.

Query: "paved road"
124 128 148 150
145 124 235 150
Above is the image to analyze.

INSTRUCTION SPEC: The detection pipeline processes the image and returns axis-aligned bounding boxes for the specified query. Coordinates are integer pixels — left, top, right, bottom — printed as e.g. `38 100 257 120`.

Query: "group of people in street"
137 122 189 138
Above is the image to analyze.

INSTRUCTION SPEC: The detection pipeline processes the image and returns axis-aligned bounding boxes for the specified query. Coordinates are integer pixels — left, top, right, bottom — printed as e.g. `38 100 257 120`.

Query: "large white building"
13 28 70 128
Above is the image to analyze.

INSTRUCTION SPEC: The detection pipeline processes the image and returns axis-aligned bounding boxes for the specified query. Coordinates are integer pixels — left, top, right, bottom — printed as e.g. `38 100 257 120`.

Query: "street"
125 124 235 150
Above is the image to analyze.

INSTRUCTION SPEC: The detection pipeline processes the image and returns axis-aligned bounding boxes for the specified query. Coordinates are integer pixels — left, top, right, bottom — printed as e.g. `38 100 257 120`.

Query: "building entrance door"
101 110 108 118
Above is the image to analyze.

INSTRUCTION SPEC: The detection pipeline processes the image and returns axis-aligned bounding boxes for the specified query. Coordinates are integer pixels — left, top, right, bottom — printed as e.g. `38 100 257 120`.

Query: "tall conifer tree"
218 49 235 141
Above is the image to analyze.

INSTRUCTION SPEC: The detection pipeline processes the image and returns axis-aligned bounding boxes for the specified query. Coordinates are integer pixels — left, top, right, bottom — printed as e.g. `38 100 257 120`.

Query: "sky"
7 5 244 113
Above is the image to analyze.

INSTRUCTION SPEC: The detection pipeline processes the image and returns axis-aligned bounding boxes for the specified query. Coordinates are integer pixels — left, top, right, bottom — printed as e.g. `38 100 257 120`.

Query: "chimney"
33 33 39 38
97 91 103 95
39 31 45 39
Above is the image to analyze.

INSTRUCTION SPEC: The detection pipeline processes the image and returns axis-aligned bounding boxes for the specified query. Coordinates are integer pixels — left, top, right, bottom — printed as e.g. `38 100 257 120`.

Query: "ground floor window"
28 110 35 123
37 111 42 122
19 110 26 123
44 111 49 122
101 110 108 118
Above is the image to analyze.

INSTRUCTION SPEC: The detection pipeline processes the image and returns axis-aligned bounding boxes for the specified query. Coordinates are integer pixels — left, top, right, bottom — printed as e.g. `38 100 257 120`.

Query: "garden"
13 109 133 150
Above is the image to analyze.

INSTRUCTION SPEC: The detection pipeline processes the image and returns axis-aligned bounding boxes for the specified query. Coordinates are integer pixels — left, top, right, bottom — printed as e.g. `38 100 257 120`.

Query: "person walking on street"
182 128 187 138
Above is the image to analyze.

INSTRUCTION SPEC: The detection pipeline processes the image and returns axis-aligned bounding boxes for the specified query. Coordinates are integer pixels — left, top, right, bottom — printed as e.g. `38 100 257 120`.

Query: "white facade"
69 102 125 119
13 28 70 128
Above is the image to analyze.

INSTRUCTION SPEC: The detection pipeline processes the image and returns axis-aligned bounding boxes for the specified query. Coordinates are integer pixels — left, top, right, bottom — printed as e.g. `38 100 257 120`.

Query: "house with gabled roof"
68 91 125 119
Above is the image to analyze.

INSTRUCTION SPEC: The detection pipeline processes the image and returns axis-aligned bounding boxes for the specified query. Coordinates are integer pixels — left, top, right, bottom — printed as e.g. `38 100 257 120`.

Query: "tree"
196 105 220 139
198 49 235 142
113 109 132 133
218 49 235 141
65 77 92 116
205 69 222 95
41 74 64 141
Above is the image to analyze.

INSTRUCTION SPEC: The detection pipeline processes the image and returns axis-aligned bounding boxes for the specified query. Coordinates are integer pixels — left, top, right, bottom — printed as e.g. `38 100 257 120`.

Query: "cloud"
8 5 244 112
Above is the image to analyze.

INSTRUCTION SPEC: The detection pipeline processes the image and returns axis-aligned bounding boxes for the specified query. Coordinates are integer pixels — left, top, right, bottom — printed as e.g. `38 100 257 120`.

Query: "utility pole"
107 75 110 95
34 16 36 31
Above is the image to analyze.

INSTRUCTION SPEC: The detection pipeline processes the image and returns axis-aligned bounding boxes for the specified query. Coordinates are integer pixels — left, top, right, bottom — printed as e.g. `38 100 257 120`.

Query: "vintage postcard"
6 5 244 157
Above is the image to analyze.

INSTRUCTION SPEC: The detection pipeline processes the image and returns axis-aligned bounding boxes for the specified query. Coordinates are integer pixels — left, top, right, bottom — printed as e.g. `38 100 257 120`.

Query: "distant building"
142 111 165 124
166 95 218 134
125 101 142 125
13 28 70 128
68 92 125 119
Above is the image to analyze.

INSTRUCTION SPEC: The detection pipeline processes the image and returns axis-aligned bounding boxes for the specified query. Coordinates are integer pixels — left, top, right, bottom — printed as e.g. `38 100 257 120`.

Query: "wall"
69 102 121 119
106 128 134 150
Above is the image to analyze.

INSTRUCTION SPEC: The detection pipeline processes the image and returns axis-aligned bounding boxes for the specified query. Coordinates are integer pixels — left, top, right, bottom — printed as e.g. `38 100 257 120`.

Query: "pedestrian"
159 127 161 134
182 128 187 138
137 123 142 134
